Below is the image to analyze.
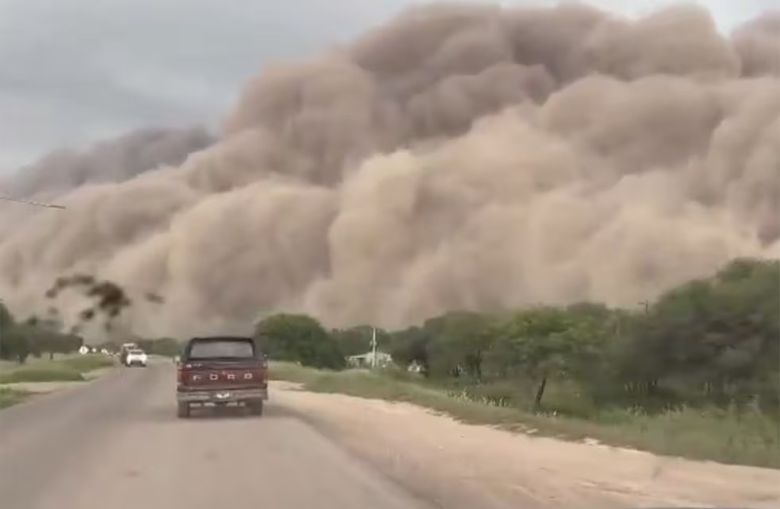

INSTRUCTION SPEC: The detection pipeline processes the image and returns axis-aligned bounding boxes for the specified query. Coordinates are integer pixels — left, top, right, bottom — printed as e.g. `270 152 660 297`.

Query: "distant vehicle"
118 342 138 365
125 349 148 367
176 336 268 418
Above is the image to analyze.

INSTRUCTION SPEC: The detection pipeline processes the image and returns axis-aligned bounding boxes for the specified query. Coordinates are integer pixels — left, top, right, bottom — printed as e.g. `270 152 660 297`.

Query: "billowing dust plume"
2 126 213 197
1 3 778 338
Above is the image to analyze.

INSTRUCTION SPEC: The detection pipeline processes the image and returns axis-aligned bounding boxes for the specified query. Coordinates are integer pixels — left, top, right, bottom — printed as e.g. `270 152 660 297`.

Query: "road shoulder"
273 381 780 509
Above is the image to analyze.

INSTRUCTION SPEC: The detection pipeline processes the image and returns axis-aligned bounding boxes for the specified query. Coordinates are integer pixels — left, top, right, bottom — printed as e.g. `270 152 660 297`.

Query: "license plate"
215 392 230 399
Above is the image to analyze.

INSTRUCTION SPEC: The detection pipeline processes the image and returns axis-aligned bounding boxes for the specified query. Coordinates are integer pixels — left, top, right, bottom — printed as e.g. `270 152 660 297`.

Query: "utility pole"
370 327 377 369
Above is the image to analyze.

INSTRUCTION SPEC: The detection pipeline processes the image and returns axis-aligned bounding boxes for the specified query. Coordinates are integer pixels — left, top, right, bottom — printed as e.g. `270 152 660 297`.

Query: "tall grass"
270 362 780 468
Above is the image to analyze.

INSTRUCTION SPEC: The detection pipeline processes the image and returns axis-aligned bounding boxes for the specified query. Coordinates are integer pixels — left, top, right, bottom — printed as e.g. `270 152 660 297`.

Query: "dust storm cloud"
2 127 213 197
0 3 778 337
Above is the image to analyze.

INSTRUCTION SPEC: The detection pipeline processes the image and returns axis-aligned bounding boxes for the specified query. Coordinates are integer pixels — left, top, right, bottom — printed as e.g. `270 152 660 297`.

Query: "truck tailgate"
178 360 267 390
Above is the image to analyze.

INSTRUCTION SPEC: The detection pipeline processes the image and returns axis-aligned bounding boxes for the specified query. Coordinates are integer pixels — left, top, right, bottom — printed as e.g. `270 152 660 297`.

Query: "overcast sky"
0 0 776 174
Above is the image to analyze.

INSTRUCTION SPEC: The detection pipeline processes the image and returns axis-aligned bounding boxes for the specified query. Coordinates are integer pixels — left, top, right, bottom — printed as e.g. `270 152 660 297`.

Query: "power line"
0 195 65 359
0 194 66 209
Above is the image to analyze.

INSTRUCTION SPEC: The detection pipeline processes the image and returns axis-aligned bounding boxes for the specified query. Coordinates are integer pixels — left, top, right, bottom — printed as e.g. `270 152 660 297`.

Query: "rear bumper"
177 387 268 403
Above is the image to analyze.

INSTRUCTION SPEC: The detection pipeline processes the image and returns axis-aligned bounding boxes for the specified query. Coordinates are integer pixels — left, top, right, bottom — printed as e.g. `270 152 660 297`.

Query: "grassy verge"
59 354 115 373
0 367 84 384
0 387 30 409
270 362 780 469
0 355 115 384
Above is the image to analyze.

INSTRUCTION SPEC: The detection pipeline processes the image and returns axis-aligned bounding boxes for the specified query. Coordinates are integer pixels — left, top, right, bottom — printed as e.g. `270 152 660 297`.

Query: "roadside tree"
255 313 345 369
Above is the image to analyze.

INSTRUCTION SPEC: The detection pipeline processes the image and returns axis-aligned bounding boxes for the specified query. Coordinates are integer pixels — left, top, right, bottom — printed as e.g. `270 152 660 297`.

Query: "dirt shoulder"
274 381 780 509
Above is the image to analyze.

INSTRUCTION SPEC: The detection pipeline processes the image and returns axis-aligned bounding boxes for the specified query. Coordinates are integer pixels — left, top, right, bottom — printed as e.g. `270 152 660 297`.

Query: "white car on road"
125 349 148 367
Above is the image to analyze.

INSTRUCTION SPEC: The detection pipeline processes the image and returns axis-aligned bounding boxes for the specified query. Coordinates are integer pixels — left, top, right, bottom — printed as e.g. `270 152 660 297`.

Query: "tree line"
0 311 83 363
255 258 779 414
3 257 776 414
1 273 161 363
0 303 182 363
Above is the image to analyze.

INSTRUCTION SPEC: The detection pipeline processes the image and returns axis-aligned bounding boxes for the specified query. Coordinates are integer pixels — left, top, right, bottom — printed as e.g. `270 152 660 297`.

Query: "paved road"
0 364 433 509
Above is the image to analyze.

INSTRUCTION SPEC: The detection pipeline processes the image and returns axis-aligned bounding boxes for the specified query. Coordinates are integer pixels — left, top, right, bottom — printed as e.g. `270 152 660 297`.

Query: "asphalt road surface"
0 364 434 509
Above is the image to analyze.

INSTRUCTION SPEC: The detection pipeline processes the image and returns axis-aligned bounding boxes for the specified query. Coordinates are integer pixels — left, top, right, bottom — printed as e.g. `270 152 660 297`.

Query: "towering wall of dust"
0 3 778 337
3 126 213 197
0 126 213 251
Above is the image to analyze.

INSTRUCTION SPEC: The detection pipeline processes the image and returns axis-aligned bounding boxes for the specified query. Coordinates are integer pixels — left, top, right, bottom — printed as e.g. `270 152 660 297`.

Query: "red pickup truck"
176 336 268 418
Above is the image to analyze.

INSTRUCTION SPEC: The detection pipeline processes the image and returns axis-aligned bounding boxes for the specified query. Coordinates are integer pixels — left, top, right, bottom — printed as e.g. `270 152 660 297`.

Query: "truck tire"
248 400 264 417
177 402 190 419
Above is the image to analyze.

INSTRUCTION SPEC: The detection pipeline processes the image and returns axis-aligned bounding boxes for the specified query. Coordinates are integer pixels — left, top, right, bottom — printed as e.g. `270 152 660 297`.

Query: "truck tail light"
177 365 193 386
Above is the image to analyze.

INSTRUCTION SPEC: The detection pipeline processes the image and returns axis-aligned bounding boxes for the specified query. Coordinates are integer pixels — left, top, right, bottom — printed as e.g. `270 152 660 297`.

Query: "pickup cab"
176 336 268 418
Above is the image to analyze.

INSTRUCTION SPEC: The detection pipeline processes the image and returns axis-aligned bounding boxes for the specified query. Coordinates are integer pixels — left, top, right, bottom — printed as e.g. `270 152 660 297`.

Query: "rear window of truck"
187 338 255 360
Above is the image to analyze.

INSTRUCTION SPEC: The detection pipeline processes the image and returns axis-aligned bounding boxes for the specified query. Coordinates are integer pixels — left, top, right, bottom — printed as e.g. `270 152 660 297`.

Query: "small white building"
347 351 393 368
